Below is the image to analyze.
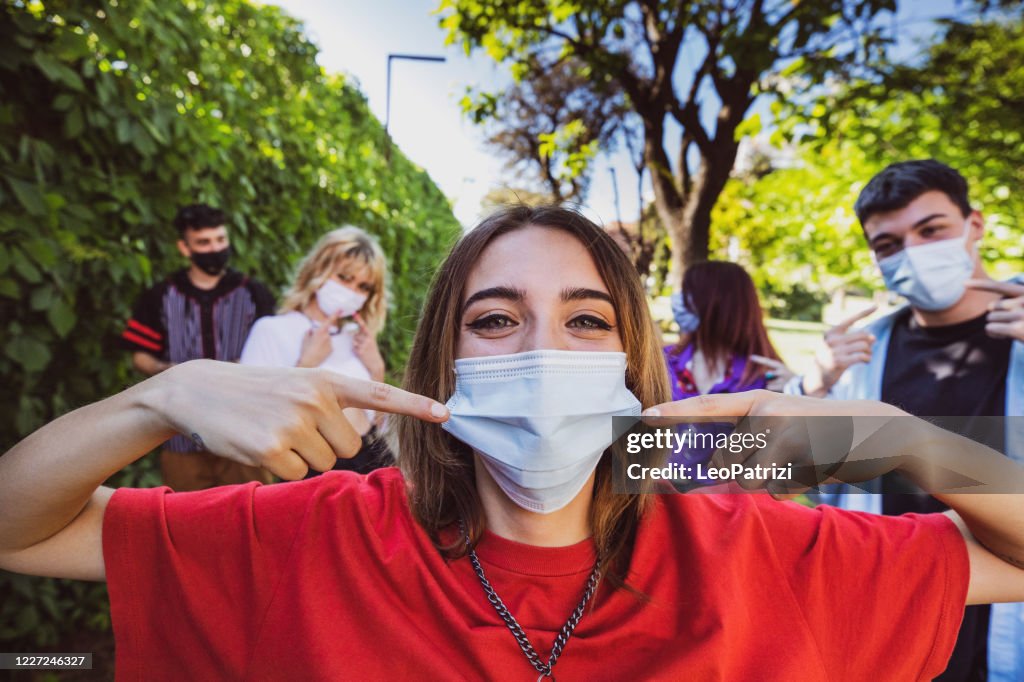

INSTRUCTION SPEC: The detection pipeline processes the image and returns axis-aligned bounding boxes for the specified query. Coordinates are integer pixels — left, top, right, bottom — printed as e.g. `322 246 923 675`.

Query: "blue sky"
271 0 959 229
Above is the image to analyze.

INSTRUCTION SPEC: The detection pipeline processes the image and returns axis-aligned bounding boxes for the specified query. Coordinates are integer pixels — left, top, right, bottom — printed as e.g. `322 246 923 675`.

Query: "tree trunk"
643 117 685 283
653 140 737 286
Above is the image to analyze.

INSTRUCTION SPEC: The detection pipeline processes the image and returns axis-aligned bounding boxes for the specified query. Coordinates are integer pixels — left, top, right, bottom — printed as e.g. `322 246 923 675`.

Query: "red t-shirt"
102 468 968 680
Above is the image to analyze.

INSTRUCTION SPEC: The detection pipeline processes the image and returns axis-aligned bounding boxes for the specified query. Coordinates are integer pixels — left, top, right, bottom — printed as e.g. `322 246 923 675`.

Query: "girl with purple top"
665 261 792 400
665 262 794 484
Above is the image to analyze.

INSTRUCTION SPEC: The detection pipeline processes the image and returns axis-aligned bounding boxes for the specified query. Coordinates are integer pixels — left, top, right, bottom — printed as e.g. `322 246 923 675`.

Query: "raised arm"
645 390 1024 605
0 360 449 581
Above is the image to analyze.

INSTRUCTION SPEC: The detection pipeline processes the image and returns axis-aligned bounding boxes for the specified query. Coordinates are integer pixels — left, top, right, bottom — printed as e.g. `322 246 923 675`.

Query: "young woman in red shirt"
1 206 1022 680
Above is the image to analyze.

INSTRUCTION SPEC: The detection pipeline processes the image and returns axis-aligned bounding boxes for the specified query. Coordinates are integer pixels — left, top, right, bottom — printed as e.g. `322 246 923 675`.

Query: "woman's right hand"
297 313 340 368
0 360 448 581
157 360 449 480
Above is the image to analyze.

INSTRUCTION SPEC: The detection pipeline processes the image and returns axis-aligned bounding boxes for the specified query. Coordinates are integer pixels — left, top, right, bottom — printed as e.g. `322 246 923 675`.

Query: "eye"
920 226 937 238
359 283 373 294
466 313 517 331
569 314 613 331
874 242 898 259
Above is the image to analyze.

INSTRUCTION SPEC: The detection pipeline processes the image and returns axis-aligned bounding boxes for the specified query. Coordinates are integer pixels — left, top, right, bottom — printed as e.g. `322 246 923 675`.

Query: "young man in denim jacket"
789 160 1024 681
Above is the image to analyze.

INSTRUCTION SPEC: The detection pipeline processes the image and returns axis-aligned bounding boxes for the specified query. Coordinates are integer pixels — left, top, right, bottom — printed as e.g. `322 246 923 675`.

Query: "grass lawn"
765 318 829 377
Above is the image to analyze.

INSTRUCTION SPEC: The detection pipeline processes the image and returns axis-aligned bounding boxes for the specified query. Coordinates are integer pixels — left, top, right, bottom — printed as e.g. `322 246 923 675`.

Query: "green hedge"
0 0 460 657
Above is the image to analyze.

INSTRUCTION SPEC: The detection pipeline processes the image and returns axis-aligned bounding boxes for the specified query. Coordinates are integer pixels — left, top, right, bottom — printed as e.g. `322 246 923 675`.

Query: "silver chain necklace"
462 522 602 681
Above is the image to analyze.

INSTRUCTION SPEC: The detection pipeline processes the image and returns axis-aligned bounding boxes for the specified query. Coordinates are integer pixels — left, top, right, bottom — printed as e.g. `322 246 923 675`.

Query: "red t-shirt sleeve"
102 478 320 680
757 499 970 680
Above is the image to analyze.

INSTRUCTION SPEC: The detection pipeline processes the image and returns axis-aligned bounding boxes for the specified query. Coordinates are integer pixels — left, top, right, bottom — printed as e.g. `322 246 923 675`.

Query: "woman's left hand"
351 313 386 382
644 391 1024 606
749 355 796 392
643 390 919 496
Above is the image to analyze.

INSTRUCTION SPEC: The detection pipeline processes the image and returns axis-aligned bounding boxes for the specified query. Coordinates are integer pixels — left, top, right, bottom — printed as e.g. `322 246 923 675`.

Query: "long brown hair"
392 205 670 589
672 261 780 386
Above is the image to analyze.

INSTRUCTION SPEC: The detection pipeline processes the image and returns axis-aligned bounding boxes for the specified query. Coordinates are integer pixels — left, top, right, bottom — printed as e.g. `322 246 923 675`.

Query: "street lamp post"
384 53 446 156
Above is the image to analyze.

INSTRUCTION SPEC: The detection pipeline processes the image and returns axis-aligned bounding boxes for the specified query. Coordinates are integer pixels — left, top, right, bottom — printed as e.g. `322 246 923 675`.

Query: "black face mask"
190 246 231 276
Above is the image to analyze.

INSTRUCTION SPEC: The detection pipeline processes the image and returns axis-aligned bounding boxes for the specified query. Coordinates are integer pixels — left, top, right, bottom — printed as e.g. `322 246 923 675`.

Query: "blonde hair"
280 226 388 333
393 205 670 591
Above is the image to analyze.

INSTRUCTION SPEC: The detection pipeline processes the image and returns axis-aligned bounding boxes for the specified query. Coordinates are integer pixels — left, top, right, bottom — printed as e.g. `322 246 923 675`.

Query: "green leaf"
64 106 84 138
734 112 763 141
5 335 51 373
30 284 56 311
53 93 75 111
12 257 42 283
24 239 58 268
32 52 84 91
4 176 47 216
48 299 77 338
116 117 132 143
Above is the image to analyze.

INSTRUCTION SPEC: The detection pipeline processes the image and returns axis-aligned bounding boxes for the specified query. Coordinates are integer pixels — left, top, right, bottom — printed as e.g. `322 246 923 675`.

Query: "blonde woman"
240 226 392 473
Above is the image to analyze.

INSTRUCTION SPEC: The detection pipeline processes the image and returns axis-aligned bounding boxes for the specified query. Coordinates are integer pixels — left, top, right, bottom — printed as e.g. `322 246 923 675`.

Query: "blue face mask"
442 350 641 514
875 221 975 312
671 292 700 333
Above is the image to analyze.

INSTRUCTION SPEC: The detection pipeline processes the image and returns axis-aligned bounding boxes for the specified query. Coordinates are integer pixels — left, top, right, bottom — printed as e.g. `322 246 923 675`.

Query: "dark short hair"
173 204 227 237
854 160 972 225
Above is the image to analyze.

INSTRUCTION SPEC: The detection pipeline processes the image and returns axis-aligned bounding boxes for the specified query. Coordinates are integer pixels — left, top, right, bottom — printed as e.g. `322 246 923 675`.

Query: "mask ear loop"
962 216 978 256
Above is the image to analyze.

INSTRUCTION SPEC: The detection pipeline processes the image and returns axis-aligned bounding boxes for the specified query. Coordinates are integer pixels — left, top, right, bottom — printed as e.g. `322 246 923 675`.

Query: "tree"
471 57 625 202
439 0 901 277
792 14 1024 261
708 143 879 319
713 13 1024 319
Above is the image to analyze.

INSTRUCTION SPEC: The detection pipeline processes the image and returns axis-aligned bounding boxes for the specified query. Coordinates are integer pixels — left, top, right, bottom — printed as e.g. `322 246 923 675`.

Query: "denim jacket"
788 276 1024 681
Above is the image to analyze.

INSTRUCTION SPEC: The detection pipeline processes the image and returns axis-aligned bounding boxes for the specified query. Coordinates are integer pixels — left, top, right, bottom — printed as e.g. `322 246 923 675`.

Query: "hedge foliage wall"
0 0 461 652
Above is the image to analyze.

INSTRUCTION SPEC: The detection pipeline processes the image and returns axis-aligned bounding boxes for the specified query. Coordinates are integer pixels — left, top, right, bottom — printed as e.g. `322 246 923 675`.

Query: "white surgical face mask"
671 291 700 333
875 221 975 312
441 350 641 514
315 278 368 318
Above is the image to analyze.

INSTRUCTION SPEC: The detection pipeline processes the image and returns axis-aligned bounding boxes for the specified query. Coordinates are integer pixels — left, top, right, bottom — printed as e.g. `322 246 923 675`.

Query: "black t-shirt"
881 307 1010 424
880 307 1012 682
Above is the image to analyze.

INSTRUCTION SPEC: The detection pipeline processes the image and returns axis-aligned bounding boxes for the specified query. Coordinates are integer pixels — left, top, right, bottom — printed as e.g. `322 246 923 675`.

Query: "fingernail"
431 403 448 418
642 408 661 417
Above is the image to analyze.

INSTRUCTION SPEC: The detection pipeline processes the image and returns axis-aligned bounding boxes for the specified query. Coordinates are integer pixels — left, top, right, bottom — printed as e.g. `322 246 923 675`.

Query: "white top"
240 311 371 383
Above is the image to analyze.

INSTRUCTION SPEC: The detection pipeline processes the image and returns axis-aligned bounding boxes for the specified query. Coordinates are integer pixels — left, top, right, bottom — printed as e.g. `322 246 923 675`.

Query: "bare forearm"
937 494 1024 570
898 422 1024 568
0 375 175 552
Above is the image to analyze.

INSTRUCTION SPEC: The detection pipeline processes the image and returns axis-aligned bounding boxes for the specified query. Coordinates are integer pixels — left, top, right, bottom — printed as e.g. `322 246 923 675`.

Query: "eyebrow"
912 212 948 229
560 287 614 305
462 286 525 315
461 285 614 315
869 212 949 247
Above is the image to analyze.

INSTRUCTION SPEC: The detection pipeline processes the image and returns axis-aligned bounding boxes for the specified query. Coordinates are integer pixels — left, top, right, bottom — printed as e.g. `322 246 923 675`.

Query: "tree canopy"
710 13 1024 318
469 56 625 202
439 0 905 276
